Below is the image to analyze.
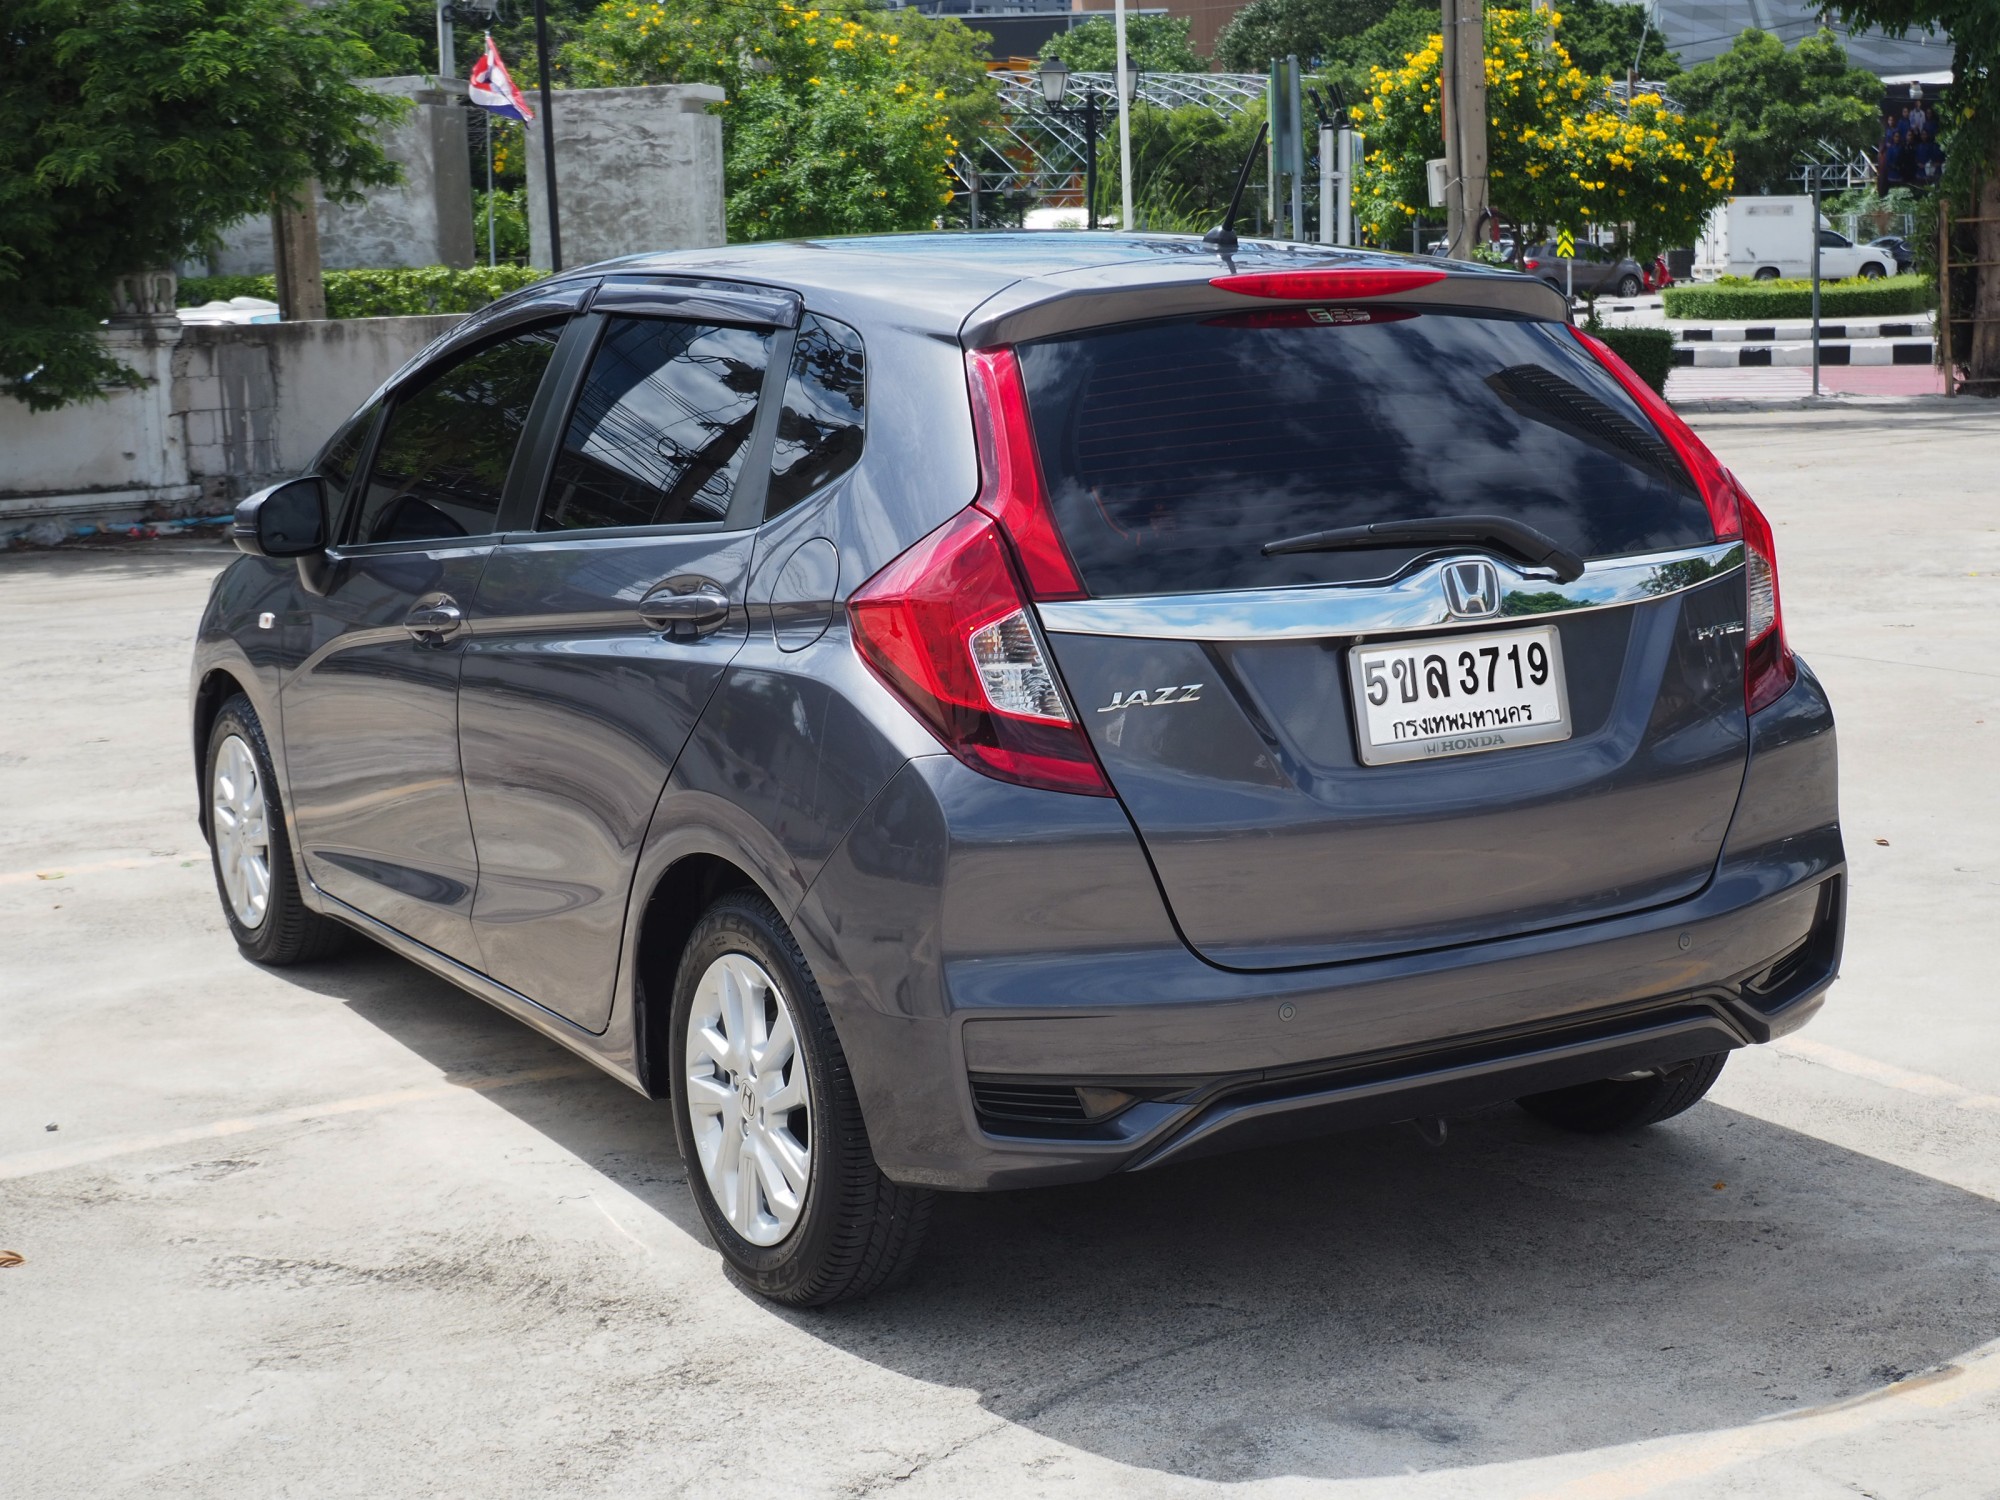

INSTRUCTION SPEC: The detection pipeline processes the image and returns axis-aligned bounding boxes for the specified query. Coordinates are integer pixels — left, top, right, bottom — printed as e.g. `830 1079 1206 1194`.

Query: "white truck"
1695 196 1896 281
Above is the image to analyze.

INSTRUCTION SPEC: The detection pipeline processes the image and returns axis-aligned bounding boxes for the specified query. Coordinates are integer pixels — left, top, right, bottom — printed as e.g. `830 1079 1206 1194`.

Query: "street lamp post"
1038 57 1121 231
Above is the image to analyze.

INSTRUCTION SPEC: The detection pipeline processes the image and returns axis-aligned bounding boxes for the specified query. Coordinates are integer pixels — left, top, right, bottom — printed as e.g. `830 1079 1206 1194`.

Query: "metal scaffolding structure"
967 70 1267 203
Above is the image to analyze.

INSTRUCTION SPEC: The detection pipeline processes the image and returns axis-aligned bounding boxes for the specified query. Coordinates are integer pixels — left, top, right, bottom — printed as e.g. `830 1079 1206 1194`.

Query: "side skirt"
318 890 651 1097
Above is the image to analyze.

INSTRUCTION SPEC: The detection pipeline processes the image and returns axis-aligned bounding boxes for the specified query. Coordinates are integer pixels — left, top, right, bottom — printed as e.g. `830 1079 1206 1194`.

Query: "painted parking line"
1774 1035 2000 1113
1524 1337 2000 1500
0 1064 597 1181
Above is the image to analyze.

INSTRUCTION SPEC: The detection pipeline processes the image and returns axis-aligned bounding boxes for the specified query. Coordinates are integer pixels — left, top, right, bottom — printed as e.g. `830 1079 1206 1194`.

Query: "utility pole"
271 186 326 322
436 0 456 82
532 0 562 271
1113 0 1135 233
1439 0 1488 257
1438 0 1461 254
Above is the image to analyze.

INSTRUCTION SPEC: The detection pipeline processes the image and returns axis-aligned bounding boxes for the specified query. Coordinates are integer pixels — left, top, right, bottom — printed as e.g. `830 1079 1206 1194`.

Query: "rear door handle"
404 597 464 643
639 584 731 637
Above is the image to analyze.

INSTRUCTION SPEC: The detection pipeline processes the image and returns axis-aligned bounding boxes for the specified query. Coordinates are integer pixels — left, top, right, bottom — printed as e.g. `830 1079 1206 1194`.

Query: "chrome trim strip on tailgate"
1036 542 1744 642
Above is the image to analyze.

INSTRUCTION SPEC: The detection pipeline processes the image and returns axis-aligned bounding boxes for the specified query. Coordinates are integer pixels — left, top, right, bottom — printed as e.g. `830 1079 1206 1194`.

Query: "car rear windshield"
1016 309 1715 597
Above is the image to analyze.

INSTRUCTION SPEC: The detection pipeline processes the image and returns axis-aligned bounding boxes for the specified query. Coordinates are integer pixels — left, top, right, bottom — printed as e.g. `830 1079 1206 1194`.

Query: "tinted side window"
539 317 774 532
348 324 561 546
1018 311 1715 597
316 402 377 497
767 314 865 518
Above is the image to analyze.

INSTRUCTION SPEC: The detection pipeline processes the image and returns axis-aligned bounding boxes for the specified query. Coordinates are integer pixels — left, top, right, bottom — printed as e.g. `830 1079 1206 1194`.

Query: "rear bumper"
988 879 1839 1180
794 659 1843 1191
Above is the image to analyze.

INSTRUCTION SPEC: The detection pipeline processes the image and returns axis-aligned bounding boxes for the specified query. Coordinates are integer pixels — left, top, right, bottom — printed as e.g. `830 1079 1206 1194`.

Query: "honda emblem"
1441 559 1502 619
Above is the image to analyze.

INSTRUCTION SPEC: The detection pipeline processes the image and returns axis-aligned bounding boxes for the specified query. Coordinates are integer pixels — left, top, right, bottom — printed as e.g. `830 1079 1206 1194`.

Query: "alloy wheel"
684 952 813 1246
211 733 271 928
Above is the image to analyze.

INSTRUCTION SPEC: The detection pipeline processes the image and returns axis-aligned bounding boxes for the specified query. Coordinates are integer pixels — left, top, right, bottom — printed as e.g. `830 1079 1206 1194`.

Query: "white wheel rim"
211 733 272 929
684 953 812 1246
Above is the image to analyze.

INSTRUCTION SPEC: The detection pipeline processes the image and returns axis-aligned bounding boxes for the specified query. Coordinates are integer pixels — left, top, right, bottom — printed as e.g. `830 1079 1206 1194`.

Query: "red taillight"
1570 329 1793 713
964 347 1084 601
1570 326 1740 540
849 510 1111 797
1523 258 1541 271
1209 267 1447 300
1740 491 1796 713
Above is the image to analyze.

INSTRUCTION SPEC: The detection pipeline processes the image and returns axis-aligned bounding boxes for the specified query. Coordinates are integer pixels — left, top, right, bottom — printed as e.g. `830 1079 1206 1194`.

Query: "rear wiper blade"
1260 514 1587 584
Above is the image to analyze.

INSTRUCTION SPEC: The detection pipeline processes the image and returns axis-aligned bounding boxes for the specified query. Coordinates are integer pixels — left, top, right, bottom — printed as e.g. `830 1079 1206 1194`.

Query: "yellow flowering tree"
1352 7 1733 258
563 0 994 240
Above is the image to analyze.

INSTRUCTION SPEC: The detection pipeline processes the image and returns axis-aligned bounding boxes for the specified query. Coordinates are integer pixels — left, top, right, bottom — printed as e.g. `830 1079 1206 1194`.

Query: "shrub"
1595 325 1675 392
471 189 530 265
177 265 548 318
1662 274 1932 321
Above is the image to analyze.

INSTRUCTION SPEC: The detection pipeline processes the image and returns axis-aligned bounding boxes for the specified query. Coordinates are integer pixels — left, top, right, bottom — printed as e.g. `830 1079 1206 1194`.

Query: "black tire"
1516 1052 1728 1134
1616 274 1643 297
669 890 933 1306
1754 266 1781 281
204 694 347 965
1859 261 1886 279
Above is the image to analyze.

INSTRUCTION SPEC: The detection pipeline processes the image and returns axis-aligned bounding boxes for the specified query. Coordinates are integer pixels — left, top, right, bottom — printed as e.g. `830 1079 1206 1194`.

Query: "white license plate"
1348 625 1572 766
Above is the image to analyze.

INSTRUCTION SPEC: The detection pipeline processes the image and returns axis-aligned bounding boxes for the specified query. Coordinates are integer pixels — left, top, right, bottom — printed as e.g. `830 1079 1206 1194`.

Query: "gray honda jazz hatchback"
191 234 1843 1304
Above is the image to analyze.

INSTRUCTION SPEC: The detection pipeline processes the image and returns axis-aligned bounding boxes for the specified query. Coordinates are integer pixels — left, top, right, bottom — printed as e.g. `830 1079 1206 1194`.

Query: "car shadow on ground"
283 939 2000 1483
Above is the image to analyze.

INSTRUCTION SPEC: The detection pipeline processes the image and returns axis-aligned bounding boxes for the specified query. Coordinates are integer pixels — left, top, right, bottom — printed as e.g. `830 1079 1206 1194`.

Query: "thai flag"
468 34 534 122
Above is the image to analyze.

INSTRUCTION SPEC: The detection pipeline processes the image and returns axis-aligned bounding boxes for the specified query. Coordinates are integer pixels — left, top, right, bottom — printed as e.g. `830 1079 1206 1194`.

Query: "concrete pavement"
2 404 1998 1498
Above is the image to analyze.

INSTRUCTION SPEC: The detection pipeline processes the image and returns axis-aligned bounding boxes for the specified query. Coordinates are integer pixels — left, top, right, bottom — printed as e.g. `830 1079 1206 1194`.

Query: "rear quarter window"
1017 310 1714 597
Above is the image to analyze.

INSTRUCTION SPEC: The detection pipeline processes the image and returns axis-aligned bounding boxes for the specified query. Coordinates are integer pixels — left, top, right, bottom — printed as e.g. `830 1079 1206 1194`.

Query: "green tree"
1104 104 1267 228
1214 0 1397 71
562 0 996 241
1317 3 1437 109
1551 0 1680 80
1352 7 1732 258
1039 15 1205 73
1821 0 2000 387
0 0 412 410
1671 28 1882 196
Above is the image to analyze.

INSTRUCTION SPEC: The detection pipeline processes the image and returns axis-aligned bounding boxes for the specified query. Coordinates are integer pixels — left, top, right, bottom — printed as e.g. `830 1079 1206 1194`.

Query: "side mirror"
232 477 327 558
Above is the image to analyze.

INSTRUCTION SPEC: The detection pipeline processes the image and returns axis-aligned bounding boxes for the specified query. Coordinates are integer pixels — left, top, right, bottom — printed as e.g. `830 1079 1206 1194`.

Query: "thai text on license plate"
1348 624 1572 766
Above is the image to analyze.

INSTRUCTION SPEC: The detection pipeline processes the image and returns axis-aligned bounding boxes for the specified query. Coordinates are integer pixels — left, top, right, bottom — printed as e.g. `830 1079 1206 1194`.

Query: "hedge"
1661 274 1932 322
177 265 549 318
1594 325 1675 393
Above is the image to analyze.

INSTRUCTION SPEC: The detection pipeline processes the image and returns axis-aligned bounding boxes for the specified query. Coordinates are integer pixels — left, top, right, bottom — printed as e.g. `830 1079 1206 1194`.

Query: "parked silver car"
1522 241 1648 298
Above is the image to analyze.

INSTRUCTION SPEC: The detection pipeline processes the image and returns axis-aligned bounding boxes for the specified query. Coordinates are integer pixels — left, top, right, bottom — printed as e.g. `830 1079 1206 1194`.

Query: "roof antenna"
1204 120 1269 257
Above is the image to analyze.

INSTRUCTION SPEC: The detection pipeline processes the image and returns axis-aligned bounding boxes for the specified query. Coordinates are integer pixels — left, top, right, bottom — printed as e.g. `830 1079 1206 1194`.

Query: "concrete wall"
202 78 476 276
527 85 726 269
174 316 465 493
1 314 463 543
0 322 198 535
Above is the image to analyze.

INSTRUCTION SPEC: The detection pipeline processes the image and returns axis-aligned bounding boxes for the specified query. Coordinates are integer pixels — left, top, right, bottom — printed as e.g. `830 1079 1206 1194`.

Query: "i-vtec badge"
1098 684 1204 713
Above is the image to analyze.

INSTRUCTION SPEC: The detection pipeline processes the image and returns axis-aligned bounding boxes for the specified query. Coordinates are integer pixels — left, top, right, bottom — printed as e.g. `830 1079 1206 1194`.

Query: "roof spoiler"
961 261 1572 349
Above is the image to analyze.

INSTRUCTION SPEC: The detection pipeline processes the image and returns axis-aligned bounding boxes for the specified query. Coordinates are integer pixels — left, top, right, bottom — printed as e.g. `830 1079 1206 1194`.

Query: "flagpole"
486 115 497 267
532 0 562 271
